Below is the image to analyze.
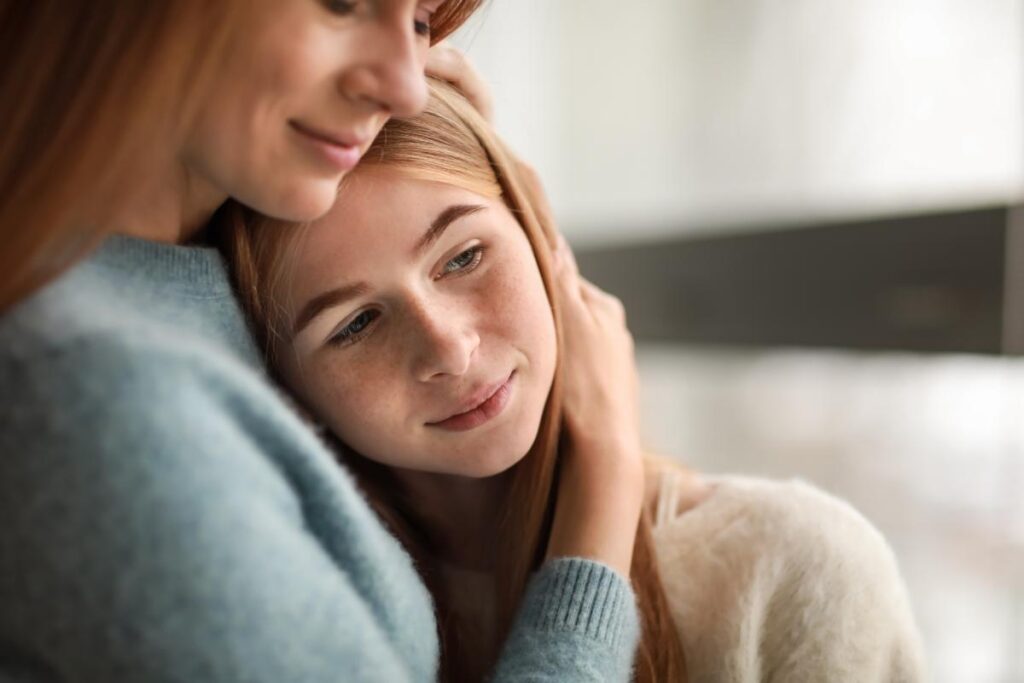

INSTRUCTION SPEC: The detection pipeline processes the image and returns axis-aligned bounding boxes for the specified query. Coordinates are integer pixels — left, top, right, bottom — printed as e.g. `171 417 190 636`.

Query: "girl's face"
183 0 443 222
279 169 557 478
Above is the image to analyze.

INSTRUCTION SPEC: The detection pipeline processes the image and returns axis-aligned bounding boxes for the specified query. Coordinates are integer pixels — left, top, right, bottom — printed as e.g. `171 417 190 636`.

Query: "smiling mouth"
289 120 367 172
427 371 516 432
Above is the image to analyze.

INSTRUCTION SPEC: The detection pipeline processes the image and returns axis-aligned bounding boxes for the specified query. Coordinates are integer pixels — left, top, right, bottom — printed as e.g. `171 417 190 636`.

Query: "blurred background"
453 1 1024 680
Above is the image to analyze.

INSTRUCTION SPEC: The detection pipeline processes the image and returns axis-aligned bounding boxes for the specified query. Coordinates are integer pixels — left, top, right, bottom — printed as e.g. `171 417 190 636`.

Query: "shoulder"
643 455 713 523
650 469 894 571
0 308 308 549
0 288 402 680
1 307 275 459
0 254 276 440
1 250 139 356
0 273 311 547
650 472 927 681
0 263 442 680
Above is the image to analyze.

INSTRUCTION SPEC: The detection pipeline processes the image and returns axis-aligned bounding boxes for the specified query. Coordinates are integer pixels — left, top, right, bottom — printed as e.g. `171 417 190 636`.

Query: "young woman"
0 3 649 681
223 80 927 682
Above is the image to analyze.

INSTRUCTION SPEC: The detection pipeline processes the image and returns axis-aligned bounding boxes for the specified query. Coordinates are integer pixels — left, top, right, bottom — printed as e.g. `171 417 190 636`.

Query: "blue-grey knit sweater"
0 235 638 682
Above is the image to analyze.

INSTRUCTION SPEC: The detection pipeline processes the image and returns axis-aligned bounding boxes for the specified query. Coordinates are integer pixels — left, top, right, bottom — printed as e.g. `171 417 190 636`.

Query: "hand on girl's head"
551 233 641 468
552 234 577 277
425 42 494 123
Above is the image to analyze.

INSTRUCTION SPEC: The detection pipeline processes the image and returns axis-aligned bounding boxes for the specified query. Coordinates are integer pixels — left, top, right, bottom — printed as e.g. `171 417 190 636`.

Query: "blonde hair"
219 79 687 682
0 0 481 312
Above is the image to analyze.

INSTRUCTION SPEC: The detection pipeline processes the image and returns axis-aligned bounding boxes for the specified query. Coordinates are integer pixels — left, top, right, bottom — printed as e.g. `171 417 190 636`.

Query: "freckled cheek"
310 358 412 444
484 261 554 350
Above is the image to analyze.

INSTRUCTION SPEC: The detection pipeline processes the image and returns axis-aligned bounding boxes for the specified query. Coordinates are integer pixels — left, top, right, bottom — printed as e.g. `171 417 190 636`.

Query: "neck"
111 157 227 245
392 468 513 572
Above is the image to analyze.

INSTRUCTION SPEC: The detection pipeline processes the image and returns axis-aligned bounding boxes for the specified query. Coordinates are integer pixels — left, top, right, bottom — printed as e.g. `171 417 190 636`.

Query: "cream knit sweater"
651 470 927 682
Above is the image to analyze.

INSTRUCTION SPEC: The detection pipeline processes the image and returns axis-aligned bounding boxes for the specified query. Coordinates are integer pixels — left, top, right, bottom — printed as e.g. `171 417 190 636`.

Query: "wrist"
557 456 645 520
546 447 645 577
561 434 645 485
545 484 642 577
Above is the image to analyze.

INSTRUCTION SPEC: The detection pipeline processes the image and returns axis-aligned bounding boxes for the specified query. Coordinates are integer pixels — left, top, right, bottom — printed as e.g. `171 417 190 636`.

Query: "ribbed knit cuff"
518 557 639 649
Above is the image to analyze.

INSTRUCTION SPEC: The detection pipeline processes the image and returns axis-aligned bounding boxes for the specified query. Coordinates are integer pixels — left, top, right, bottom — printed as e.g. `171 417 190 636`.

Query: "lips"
427 371 516 432
289 120 371 172
290 120 369 149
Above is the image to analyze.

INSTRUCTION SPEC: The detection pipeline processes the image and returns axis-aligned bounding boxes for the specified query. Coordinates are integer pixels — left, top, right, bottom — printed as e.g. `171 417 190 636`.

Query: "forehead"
288 170 496 291
311 169 479 249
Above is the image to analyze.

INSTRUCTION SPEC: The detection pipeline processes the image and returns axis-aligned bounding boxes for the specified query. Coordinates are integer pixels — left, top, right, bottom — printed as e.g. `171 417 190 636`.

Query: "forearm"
546 439 645 577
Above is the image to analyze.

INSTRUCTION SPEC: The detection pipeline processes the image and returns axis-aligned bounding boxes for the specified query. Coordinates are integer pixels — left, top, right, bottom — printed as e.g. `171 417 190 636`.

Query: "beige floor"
637 344 1024 683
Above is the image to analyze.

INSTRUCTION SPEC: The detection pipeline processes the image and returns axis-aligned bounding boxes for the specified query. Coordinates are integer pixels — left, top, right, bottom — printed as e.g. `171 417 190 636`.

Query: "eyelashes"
327 245 486 348
439 245 484 277
328 309 380 347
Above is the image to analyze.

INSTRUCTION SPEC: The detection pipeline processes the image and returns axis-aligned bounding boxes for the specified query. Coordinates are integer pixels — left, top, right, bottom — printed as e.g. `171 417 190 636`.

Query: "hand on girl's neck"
393 468 512 572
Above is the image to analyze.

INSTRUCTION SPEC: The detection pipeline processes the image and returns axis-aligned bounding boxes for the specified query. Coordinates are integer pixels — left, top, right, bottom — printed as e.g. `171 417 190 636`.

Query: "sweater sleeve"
491 558 640 682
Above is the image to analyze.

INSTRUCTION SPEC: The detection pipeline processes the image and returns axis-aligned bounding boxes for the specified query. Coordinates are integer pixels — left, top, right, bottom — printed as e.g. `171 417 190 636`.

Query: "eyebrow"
292 281 370 338
414 204 486 255
292 203 487 338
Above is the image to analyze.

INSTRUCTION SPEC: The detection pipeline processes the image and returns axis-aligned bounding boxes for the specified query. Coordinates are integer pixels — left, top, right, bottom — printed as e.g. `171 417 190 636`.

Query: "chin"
458 453 523 479
456 433 537 479
246 176 344 223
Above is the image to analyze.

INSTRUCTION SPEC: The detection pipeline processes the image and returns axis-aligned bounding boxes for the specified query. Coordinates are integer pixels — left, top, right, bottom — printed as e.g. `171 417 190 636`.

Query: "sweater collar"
92 233 234 298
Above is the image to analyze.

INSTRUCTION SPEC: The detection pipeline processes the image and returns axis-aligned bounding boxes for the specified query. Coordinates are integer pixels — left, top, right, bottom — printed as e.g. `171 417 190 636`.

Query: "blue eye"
441 246 484 276
328 309 379 347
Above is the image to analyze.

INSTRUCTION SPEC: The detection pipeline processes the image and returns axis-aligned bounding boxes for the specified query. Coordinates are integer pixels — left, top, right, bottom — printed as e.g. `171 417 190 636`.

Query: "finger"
551 234 566 273
515 158 558 240
558 237 593 308
579 279 626 320
426 43 494 122
552 259 588 316
555 234 580 278
550 239 564 272
551 238 586 301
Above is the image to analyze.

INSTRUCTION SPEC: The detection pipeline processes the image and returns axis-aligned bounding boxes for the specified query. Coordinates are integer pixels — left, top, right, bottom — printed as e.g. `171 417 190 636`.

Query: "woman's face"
279 169 558 478
183 0 443 222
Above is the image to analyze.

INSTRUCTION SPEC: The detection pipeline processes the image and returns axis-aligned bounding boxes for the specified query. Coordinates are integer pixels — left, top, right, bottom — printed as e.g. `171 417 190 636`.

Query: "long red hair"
218 79 687 682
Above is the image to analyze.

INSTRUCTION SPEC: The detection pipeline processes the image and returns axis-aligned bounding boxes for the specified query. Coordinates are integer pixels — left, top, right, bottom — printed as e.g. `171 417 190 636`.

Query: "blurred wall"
452 0 1024 246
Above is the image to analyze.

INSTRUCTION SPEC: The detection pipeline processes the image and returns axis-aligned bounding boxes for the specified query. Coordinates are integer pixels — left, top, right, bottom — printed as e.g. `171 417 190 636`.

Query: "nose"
337 16 429 118
409 299 480 382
